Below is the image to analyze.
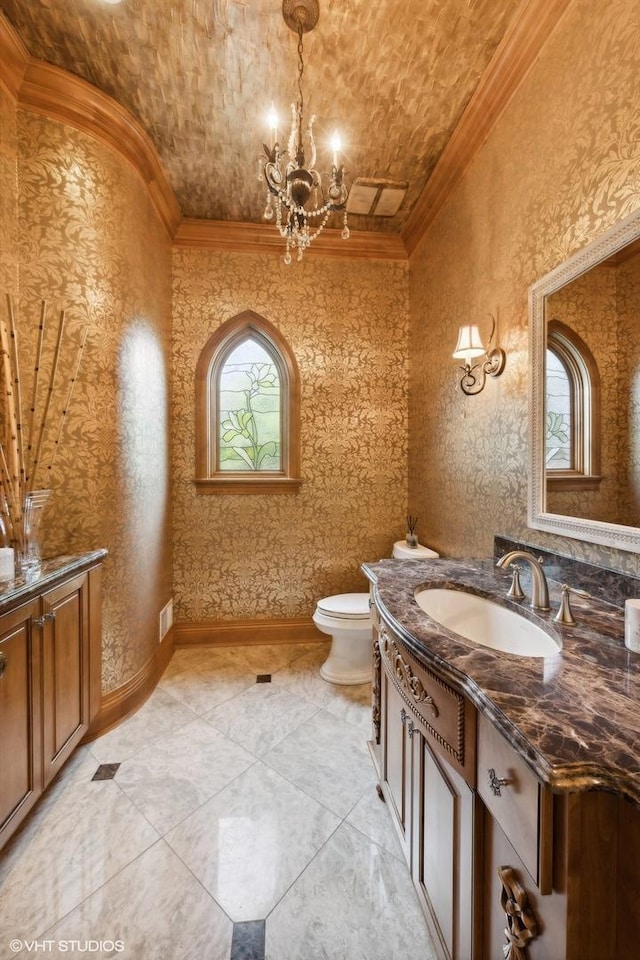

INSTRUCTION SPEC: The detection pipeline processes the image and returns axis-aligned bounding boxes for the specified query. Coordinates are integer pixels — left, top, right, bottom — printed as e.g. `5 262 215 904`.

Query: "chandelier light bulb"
267 105 279 146
331 132 341 168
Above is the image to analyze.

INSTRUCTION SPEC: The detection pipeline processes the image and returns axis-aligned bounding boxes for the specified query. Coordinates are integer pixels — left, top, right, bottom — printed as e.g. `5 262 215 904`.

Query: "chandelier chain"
296 23 304 155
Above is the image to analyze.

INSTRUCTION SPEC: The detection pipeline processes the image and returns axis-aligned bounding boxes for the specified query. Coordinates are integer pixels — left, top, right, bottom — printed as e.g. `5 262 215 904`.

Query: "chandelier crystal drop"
259 0 350 263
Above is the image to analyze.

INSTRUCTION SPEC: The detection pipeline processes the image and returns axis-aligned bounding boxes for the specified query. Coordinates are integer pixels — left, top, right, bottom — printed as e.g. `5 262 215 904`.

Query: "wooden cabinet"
380 660 413 861
0 599 42 848
412 736 477 960
374 611 640 960
41 573 91 787
477 712 552 893
0 555 103 850
477 711 559 960
378 619 478 960
481 781 640 960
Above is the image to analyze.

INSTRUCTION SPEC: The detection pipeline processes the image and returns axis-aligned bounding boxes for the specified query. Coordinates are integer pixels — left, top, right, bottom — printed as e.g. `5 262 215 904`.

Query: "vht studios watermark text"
9 940 125 954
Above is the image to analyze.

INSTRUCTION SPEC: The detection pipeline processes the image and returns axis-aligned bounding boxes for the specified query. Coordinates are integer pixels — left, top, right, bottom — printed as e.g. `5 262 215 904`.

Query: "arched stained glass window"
218 338 281 472
545 348 572 469
195 311 301 494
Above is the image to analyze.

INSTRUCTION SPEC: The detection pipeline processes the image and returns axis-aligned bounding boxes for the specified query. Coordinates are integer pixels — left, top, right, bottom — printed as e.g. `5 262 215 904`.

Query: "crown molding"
0 10 29 100
0 11 181 238
174 218 408 261
19 61 181 238
402 0 574 257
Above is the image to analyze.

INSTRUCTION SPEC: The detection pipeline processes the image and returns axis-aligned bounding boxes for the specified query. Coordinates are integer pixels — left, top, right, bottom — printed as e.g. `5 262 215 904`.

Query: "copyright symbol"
9 941 22 953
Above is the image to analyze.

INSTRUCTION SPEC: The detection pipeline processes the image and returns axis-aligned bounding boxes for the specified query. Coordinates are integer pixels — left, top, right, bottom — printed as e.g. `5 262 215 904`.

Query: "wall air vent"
346 178 408 217
159 599 174 642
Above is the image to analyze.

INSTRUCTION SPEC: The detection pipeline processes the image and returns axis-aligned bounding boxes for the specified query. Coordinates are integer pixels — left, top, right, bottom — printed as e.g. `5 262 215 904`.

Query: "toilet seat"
316 593 370 620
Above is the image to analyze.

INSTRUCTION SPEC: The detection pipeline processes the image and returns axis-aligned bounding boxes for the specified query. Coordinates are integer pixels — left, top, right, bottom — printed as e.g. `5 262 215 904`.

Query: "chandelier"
259 0 350 263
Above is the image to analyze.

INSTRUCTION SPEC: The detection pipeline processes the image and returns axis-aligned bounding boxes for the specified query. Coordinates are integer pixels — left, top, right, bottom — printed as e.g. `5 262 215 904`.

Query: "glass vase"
15 489 51 579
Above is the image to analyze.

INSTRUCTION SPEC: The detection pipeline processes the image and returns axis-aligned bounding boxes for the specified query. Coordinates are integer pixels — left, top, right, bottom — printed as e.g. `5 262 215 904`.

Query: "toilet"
313 593 373 685
313 540 440 685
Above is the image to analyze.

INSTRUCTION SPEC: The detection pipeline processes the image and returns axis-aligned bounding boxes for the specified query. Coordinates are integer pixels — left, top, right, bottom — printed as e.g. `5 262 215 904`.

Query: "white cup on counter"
0 547 15 582
624 599 640 653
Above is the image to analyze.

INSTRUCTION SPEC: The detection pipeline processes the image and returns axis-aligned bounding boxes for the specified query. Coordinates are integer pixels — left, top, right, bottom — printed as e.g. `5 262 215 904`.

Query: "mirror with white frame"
529 207 640 552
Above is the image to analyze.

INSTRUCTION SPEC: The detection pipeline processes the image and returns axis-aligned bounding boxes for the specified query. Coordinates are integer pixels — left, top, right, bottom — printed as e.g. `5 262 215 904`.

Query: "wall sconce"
452 316 506 395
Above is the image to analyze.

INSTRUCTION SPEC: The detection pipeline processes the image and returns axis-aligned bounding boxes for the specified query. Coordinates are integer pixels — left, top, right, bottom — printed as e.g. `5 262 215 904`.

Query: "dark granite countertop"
0 550 108 615
363 557 640 807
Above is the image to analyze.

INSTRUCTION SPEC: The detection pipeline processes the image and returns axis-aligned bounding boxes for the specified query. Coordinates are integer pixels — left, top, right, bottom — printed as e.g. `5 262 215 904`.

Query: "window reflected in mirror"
545 320 600 492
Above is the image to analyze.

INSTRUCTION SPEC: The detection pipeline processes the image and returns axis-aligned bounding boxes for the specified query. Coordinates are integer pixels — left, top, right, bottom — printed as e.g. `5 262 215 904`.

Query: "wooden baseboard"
175 616 324 647
83 626 175 741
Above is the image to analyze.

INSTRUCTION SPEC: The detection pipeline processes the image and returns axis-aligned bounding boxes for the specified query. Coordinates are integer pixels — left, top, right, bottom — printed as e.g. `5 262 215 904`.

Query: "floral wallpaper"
0 85 17 296
408 0 640 576
172 251 408 623
14 111 173 693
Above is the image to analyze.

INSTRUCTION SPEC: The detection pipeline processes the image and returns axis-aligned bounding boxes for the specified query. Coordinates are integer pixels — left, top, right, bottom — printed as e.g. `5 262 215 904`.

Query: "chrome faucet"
496 550 550 611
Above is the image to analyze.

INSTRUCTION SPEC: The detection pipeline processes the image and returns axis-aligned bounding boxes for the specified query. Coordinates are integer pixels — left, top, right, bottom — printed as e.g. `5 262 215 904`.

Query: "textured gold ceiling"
1 0 521 231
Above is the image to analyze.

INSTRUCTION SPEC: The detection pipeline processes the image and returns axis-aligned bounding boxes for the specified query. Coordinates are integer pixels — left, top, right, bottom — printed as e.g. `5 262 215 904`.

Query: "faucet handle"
506 564 525 600
553 584 591 625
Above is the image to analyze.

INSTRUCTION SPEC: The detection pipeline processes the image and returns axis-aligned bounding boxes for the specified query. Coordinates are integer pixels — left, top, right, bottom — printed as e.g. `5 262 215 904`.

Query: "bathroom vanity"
365 555 640 960
0 551 105 850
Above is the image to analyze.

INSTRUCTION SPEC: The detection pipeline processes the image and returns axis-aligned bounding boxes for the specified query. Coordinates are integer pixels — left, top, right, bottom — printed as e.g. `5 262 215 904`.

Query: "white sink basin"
414 588 561 657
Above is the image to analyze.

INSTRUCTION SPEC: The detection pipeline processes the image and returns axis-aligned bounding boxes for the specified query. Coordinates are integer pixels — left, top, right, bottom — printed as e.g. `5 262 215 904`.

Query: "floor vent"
159 599 174 642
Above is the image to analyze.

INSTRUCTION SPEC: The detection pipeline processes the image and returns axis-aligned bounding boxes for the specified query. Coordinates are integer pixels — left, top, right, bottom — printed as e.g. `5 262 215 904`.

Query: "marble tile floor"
0 641 436 960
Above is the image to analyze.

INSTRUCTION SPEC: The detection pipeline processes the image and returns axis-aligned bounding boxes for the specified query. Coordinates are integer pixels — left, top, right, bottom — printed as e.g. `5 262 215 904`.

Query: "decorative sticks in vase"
406 515 418 548
0 294 87 575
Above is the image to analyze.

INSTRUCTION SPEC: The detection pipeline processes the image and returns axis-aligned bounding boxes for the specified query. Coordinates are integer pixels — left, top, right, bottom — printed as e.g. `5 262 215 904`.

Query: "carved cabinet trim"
372 630 381 743
378 622 470 774
498 865 539 960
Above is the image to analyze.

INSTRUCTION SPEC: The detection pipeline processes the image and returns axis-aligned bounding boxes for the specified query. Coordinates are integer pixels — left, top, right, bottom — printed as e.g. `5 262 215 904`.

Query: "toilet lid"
316 593 370 620
392 540 440 559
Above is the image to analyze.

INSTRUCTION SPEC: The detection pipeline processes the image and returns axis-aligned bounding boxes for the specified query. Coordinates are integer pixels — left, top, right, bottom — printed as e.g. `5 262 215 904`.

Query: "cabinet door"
380 668 413 864
41 573 89 786
0 600 42 846
481 804 566 960
413 736 478 960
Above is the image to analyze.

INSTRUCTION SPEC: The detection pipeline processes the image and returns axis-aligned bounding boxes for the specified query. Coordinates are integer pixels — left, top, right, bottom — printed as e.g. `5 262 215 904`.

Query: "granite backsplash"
494 535 640 609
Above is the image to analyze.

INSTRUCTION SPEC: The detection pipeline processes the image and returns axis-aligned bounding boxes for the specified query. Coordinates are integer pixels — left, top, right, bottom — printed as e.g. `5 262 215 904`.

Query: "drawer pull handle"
34 612 56 628
400 708 417 738
488 767 513 796
0 651 6 679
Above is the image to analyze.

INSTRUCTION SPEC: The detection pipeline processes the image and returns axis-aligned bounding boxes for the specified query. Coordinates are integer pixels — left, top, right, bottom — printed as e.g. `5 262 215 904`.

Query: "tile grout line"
262 813 345 928
258 746 376 824
90 690 200 766
24 834 167 944
113 750 262 839
202 693 323 758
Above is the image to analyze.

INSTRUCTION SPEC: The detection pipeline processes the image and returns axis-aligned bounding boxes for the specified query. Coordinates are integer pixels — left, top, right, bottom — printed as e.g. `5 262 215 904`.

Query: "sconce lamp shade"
452 325 486 360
